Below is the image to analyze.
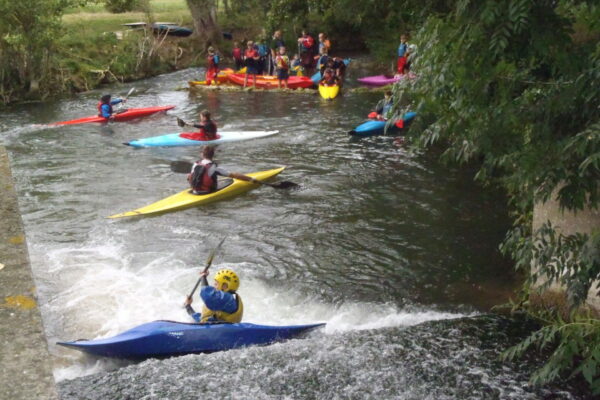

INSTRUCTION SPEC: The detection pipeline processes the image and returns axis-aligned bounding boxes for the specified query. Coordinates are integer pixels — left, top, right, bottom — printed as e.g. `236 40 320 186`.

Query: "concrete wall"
0 147 58 399
533 189 600 309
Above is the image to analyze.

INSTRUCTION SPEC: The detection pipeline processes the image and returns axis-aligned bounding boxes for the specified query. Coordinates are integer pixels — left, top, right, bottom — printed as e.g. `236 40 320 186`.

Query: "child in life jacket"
275 46 290 89
232 42 244 71
97 94 126 120
319 68 340 87
180 110 218 141
243 40 260 88
184 268 243 323
290 55 304 76
205 47 220 85
186 146 259 195
396 34 409 76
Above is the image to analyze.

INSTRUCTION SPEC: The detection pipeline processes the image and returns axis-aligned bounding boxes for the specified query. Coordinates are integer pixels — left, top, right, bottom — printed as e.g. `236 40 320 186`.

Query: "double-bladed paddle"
185 236 227 304
169 160 299 190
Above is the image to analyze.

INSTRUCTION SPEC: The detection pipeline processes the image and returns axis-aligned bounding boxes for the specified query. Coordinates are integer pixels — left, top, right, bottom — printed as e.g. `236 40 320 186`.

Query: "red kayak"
227 73 314 89
50 105 176 126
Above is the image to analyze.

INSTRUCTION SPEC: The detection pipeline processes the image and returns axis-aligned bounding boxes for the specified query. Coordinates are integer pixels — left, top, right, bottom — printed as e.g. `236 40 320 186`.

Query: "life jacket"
276 55 289 69
190 161 218 193
201 293 243 323
97 102 112 118
232 47 242 60
257 43 269 57
300 36 314 52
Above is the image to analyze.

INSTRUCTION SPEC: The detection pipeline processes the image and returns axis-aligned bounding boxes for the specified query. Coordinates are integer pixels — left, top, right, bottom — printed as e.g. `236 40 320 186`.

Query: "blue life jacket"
257 44 269 57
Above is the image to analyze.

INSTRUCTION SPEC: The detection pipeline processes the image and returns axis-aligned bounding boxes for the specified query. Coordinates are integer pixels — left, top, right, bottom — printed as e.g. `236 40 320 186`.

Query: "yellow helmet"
214 269 239 292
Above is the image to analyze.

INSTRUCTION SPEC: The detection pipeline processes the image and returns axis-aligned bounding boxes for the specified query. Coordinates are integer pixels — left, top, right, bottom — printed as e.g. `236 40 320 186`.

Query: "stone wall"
532 190 600 310
0 146 58 399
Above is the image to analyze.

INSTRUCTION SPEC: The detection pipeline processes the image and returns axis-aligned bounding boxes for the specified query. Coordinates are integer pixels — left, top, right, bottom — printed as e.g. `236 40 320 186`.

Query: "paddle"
169 160 298 189
185 236 227 304
114 87 135 114
177 117 190 128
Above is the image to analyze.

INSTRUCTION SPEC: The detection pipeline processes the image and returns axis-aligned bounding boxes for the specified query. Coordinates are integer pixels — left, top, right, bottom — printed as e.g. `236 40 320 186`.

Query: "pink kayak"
50 105 176 126
357 74 416 87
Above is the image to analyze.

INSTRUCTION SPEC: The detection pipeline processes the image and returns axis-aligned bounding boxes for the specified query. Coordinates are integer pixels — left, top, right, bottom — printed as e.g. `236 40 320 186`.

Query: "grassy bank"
55 0 199 92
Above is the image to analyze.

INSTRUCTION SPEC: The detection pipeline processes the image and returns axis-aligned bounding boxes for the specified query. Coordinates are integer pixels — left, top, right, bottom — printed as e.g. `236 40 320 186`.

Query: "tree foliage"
0 0 73 101
386 0 600 392
104 0 138 13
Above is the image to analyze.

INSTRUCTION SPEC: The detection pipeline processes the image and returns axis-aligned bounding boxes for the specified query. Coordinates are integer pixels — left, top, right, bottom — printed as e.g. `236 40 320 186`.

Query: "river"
0 64 586 399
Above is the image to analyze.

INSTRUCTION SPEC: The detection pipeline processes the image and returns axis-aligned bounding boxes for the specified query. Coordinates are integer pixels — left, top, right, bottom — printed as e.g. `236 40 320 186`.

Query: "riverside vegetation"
1 0 599 395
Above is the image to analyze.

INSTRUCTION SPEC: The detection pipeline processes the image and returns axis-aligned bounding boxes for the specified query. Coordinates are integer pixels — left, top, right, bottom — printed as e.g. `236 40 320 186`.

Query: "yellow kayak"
319 84 340 100
108 167 285 219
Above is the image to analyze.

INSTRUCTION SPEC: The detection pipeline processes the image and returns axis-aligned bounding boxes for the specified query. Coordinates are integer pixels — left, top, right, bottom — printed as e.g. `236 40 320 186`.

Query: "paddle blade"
395 119 405 129
267 181 299 189
170 160 194 173
177 117 187 127
368 112 378 119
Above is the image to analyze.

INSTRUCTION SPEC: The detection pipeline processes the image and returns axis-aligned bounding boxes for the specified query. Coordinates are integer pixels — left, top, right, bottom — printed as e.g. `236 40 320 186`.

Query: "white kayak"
124 130 279 148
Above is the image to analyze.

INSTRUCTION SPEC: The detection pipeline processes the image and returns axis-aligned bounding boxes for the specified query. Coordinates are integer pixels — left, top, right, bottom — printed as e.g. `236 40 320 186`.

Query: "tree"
186 0 221 48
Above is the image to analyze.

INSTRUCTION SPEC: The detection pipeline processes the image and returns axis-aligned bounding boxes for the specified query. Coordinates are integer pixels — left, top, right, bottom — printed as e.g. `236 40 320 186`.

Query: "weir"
0 146 58 399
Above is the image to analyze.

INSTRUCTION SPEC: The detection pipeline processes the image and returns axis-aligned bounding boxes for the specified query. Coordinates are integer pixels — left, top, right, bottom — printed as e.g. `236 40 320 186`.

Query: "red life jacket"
301 36 314 51
190 162 218 194
232 48 242 60
97 101 112 118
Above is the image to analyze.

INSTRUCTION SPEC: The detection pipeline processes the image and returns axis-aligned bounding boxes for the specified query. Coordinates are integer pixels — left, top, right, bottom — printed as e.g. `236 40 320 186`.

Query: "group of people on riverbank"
201 29 350 89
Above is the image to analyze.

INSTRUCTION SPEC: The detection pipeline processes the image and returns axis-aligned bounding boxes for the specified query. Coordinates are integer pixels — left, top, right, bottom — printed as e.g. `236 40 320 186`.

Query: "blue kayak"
348 112 417 137
57 320 325 359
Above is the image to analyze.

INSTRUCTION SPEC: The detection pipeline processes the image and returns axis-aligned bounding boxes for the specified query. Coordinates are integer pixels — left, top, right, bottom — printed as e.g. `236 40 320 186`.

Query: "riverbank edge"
0 146 58 399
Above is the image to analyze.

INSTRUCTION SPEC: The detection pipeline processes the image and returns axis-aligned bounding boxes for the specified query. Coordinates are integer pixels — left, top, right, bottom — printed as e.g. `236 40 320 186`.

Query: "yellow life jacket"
201 293 243 323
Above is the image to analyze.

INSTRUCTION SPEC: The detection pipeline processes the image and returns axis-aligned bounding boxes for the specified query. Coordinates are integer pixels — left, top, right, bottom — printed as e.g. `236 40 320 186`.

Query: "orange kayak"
227 73 314 89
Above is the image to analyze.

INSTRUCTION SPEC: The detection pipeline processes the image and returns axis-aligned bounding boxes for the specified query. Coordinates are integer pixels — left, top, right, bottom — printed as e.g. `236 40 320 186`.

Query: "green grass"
63 0 192 32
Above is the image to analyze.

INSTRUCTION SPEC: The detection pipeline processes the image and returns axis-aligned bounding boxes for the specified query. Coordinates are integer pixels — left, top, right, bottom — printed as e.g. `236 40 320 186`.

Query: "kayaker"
275 46 290 89
325 57 346 82
180 110 218 141
232 41 244 71
205 46 220 86
184 268 243 323
97 94 126 120
319 68 340 87
270 30 285 74
187 145 259 195
373 90 394 120
243 40 260 89
396 34 409 76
